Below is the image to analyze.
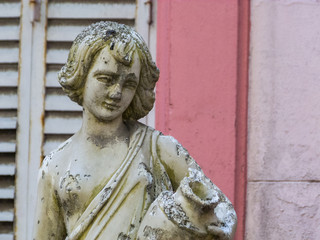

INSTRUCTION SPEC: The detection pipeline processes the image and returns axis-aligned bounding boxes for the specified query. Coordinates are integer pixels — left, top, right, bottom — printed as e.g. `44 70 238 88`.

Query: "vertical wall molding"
234 0 250 240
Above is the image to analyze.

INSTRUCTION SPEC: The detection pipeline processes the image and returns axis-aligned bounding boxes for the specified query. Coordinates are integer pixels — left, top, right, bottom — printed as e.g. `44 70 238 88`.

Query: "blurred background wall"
246 1 320 239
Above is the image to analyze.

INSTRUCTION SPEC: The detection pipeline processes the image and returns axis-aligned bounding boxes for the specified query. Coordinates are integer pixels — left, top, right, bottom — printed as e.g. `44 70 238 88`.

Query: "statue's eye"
123 80 137 89
96 75 114 85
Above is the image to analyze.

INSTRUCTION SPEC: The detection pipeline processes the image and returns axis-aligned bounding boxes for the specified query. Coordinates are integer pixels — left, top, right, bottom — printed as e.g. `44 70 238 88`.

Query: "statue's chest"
55 145 153 227
55 150 122 216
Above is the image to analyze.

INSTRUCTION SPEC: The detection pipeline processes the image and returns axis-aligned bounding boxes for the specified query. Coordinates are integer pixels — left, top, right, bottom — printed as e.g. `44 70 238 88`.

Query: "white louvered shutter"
9 1 156 240
0 1 21 239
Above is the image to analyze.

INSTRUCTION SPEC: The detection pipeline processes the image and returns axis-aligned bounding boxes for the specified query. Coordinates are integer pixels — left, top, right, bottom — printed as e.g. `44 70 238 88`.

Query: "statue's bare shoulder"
41 137 74 176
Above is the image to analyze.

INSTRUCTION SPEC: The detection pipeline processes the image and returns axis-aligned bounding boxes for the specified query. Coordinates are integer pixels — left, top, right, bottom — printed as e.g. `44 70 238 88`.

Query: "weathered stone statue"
33 21 237 240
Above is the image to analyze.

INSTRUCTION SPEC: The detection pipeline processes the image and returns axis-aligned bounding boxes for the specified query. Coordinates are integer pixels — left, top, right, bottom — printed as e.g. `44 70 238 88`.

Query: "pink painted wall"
156 1 249 240
156 0 238 202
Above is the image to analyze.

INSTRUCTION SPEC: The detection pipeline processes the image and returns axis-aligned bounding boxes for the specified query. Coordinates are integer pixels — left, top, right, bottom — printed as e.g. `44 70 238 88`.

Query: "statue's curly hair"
58 21 159 120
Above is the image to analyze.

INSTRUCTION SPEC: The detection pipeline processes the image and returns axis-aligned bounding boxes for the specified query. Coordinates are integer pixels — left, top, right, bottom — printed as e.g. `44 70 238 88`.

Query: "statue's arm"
156 135 237 239
33 156 67 240
157 135 197 189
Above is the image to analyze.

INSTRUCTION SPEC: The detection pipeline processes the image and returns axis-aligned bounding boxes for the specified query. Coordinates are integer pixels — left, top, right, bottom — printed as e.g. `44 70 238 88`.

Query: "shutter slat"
0 27 19 41
0 23 19 41
45 90 82 111
0 70 18 87
47 23 98 42
0 131 16 153
0 117 17 129
0 143 16 153
0 188 14 199
46 70 60 87
0 234 13 240
0 154 15 176
47 19 135 42
0 94 17 109
0 48 19 64
45 113 82 134
48 2 136 20
45 95 82 111
0 2 21 18
43 135 71 156
0 211 14 222
46 48 69 64
0 164 15 176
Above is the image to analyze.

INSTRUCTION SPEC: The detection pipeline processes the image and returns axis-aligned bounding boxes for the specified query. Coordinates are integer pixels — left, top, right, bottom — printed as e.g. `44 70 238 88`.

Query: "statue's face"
82 46 140 122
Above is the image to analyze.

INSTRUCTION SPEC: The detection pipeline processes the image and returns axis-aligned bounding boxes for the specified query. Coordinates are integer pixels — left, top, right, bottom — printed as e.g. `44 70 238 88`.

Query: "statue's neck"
79 108 129 147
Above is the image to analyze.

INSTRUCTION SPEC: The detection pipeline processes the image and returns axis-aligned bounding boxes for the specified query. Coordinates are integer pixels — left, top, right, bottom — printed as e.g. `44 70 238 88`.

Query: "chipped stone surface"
246 182 320 240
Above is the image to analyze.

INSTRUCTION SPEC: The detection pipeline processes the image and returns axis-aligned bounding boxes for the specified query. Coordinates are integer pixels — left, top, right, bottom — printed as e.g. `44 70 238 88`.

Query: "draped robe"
33 121 236 240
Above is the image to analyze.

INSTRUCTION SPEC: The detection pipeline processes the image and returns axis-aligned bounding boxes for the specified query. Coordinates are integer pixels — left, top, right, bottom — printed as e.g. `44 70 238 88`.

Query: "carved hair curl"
58 21 159 120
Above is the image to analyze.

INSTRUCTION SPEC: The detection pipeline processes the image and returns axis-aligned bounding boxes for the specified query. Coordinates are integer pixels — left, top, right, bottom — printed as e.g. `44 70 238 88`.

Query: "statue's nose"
108 84 122 100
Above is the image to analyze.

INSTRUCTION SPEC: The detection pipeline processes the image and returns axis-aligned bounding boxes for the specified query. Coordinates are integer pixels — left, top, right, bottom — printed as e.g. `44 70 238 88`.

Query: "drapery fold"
66 124 148 240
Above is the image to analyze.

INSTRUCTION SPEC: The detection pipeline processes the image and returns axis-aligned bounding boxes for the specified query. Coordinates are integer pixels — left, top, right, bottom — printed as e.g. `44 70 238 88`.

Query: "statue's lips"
102 102 120 111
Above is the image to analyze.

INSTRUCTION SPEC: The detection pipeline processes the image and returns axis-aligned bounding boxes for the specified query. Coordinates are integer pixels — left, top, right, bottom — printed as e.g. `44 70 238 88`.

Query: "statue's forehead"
91 47 117 70
97 47 113 60
91 47 140 74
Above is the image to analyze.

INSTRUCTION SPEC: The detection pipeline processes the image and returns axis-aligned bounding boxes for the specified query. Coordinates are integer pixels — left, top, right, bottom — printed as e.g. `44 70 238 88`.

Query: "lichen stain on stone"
142 225 165 239
176 143 187 157
158 191 196 231
117 232 131 240
59 171 82 195
110 42 115 50
150 205 158 216
84 177 110 208
100 187 112 202
62 193 80 218
185 153 193 164
129 224 135 231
